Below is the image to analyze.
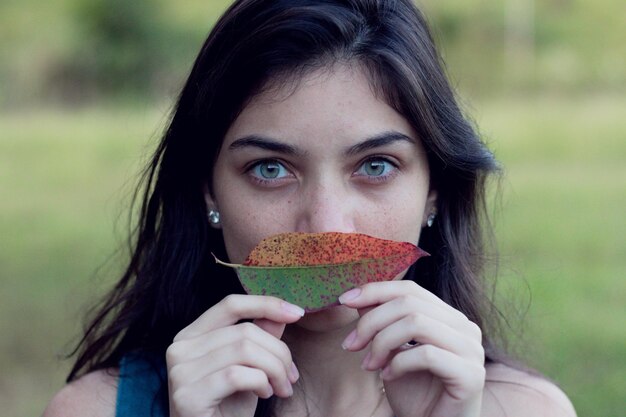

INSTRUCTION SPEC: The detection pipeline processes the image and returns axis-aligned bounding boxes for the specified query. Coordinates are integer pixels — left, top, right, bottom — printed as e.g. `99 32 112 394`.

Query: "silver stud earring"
208 209 221 225
426 212 436 228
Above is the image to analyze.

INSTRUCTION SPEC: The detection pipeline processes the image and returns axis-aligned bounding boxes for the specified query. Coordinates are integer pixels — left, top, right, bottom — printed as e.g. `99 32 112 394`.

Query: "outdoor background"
1 0 624 416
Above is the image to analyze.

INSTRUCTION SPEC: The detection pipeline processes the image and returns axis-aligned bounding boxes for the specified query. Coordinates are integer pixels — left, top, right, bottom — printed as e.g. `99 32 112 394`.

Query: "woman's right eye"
247 160 294 184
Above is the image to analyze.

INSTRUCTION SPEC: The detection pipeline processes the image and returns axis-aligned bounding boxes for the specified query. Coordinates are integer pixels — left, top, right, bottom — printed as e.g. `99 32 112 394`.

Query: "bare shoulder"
42 369 118 417
482 363 577 417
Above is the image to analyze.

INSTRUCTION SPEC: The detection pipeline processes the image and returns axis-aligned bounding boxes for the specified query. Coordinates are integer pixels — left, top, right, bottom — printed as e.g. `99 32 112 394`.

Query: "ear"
203 184 222 230
421 189 438 228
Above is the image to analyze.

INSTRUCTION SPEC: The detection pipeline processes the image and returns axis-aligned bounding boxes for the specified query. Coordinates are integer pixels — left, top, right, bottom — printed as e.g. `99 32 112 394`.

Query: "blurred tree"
1 0 623 105
51 0 173 101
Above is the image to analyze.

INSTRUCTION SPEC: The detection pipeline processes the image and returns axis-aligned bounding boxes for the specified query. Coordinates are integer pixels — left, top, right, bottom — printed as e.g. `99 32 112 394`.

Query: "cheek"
220 210 264 263
356 192 427 245
215 172 430 260
218 195 293 263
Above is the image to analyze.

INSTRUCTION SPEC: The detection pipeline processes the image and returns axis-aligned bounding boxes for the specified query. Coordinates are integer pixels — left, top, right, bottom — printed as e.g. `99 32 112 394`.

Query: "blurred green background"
1 1 624 416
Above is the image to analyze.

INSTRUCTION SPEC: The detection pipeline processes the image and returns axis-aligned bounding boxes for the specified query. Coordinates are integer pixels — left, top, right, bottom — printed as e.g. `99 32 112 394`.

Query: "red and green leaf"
214 232 429 312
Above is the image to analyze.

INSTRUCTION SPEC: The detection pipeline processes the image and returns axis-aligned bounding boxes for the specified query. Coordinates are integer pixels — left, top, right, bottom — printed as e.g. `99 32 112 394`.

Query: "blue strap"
116 353 168 417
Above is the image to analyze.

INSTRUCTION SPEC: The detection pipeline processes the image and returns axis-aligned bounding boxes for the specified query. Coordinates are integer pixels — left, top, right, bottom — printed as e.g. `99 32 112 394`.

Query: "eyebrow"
227 131 415 156
344 131 415 156
228 135 306 156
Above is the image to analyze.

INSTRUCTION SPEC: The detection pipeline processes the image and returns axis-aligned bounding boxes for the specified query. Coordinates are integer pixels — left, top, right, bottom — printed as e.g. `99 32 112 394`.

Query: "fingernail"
338 288 361 304
281 301 305 317
341 329 358 350
361 351 372 370
289 362 300 382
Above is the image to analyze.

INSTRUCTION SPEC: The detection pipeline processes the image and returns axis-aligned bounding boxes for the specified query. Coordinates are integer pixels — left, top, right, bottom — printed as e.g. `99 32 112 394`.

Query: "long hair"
68 0 507 411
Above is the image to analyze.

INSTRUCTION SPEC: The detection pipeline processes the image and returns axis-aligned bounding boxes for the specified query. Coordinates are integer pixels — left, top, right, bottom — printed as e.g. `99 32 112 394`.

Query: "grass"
1 94 624 417
475 95 626 416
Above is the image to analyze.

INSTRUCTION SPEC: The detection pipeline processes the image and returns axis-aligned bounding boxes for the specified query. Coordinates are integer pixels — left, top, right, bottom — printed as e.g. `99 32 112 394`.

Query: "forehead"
222 64 418 149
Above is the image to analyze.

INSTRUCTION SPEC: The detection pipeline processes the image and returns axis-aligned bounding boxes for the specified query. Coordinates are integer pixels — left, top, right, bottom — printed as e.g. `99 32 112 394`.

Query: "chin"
294 303 360 332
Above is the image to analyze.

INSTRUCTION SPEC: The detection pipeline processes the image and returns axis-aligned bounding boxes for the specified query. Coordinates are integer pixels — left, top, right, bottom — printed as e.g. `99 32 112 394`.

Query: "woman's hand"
166 294 304 417
339 281 485 417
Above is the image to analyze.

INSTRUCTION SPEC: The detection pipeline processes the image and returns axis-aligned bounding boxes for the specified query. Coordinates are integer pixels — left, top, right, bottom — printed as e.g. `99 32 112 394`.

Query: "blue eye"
250 160 290 180
356 158 396 178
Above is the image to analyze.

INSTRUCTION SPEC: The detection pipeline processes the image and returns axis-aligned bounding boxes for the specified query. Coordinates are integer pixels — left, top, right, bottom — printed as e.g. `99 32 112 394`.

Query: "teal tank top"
116 353 168 417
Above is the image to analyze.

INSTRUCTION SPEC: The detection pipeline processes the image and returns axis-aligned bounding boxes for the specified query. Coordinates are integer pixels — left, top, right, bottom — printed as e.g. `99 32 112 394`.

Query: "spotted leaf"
214 232 428 312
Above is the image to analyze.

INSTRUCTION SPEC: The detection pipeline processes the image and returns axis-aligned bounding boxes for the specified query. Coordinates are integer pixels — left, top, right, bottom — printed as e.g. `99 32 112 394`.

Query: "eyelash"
245 159 294 186
245 156 400 186
353 156 399 183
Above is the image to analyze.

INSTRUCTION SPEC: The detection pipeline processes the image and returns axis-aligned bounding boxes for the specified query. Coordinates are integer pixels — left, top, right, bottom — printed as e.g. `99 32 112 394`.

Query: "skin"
42 64 577 417
200 63 443 416
209 63 436 334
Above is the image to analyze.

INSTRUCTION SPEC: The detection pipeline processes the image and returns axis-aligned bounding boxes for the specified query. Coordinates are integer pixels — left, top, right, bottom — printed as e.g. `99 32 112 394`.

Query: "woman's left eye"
354 158 397 179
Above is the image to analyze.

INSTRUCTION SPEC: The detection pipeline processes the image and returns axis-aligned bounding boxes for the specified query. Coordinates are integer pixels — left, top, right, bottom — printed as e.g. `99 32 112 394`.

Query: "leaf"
214 232 429 312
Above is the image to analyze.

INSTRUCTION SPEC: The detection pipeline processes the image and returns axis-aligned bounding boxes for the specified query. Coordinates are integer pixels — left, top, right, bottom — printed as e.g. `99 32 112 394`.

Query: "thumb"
253 318 287 339
356 306 376 317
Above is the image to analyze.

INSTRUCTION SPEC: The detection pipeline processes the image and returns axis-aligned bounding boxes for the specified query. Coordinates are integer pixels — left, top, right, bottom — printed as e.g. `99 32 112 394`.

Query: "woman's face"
209 63 436 273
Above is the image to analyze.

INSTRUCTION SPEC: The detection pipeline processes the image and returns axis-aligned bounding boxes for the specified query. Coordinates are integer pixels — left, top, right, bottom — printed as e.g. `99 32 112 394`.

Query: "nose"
295 181 356 234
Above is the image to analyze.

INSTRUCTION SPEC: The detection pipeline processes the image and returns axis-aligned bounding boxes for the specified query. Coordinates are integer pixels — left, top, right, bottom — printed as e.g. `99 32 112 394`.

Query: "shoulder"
42 369 118 417
483 363 577 417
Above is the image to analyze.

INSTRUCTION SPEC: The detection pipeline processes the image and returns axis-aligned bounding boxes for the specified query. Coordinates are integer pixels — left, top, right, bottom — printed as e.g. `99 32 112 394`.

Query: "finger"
342 295 479 351
176 294 304 340
363 314 484 371
169 339 295 397
380 345 485 399
339 280 447 309
167 322 297 380
253 318 287 339
210 365 276 399
171 365 273 415
355 305 376 318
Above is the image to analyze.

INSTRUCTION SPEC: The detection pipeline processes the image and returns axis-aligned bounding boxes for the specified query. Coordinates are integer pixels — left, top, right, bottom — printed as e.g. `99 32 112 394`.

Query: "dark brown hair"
69 0 508 414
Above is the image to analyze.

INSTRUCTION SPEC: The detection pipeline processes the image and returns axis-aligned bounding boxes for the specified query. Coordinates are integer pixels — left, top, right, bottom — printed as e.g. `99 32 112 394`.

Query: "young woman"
44 1 576 416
